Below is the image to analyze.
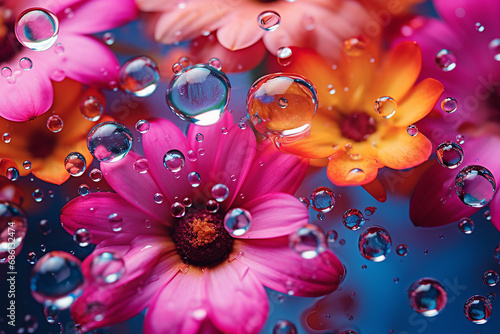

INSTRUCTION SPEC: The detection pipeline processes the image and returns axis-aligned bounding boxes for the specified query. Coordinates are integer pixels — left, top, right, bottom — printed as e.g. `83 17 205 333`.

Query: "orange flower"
280 41 443 186
0 79 110 185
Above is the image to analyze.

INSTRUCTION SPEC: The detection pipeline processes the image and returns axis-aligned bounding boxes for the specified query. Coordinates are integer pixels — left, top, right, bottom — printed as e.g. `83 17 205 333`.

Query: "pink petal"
208 122 256 211
216 16 264 51
60 192 166 244
235 237 344 297
233 140 308 207
101 151 172 225
205 261 268 334
142 117 195 204
61 0 138 35
73 235 182 332
53 34 120 87
490 193 500 232
144 269 206 334
5 0 83 17
233 193 309 239
0 66 53 121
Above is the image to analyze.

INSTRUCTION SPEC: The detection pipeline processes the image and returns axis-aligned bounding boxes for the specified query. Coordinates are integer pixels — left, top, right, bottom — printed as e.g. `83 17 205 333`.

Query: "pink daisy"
60 113 344 333
0 0 137 121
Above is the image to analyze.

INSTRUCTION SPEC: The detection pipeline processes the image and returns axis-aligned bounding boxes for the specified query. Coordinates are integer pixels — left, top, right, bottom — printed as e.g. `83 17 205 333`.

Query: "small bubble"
358 226 392 262
73 228 91 247
272 320 297 334
205 199 219 213
464 295 492 324
53 42 64 54
436 141 464 169
119 56 159 97
77 184 90 196
408 278 447 317
2 133 11 143
1 66 12 78
47 115 63 133
458 217 474 234
134 119 150 134
154 193 164 204
224 208 252 236
64 152 86 177
435 49 457 71
475 22 485 32
407 124 418 137
208 57 222 70
299 196 309 208
38 219 51 235
108 213 123 232
489 39 500 61
23 160 32 170
343 36 367 57
289 224 326 259
89 168 102 182
183 197 192 207
133 158 149 174
317 212 325 220
19 57 33 70
364 206 377 216
87 122 133 162
374 96 397 118
27 252 37 264
90 251 125 284
484 210 491 221
7 167 19 181
187 172 201 187
171 202 186 218
103 32 115 45
80 96 103 121
32 189 43 202
211 184 229 202
483 270 499 286
342 208 365 231
15 8 59 51
441 97 458 113
221 127 228 135
455 165 496 207
326 230 338 244
277 47 293 66
310 187 335 213
163 149 185 172
196 133 204 142
186 150 197 161
258 11 281 31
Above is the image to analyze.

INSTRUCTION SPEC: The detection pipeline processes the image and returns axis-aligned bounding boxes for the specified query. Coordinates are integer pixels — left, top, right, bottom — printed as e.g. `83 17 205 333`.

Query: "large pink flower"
0 0 137 121
395 0 500 228
60 113 344 333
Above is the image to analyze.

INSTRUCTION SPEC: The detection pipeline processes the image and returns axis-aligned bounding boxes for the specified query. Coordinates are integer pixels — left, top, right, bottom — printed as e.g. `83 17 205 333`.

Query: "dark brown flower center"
340 111 376 142
173 210 233 267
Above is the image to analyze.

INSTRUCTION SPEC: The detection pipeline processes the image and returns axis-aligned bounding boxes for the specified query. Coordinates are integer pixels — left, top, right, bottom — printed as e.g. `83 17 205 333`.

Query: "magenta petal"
101 151 172 224
205 261 268 334
490 193 500 232
61 0 137 35
234 192 309 239
72 235 182 332
60 192 166 244
142 118 195 204
144 269 206 334
0 66 53 121
233 140 309 207
236 237 344 297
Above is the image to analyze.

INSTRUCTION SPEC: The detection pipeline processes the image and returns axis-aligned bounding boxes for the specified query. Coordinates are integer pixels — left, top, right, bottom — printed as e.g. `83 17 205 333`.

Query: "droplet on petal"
89 168 102 182
47 115 63 133
489 39 500 61
19 57 33 70
374 96 397 118
90 251 125 284
289 224 326 259
211 183 229 202
77 184 90 196
258 11 281 31
277 47 293 66
163 149 185 172
436 141 464 169
80 96 103 121
87 122 133 163
15 8 59 51
435 49 457 71
441 97 458 113
64 152 86 177
73 228 91 247
475 22 485 32
224 208 252 236
133 158 149 173
455 165 495 207
407 125 418 137
119 56 160 97
108 213 123 232
343 36 367 57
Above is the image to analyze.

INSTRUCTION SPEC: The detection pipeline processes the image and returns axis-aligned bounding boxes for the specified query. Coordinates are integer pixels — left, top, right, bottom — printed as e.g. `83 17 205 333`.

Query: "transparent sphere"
408 278 447 317
310 187 335 213
436 141 463 169
455 165 496 207
289 224 326 259
358 226 392 262
464 295 492 324
166 63 231 125
224 208 252 236
15 8 59 51
119 56 160 97
247 73 318 144
0 201 28 263
87 122 133 163
30 251 84 309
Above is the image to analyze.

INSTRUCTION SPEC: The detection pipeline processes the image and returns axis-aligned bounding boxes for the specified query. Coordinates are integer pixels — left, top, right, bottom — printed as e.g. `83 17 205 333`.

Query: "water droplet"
133 158 149 174
475 22 485 32
441 97 458 113
0 202 27 262
272 319 297 334
170 202 186 218
483 270 499 286
89 168 102 182
73 228 91 247
166 63 231 125
79 96 103 122
53 42 64 54
87 122 133 163
485 210 492 220
30 251 83 309
343 36 367 57
310 187 335 213
205 199 219 213
163 149 185 172
90 251 125 284
224 208 252 236
208 57 222 70
154 193 164 204
456 134 465 144
407 124 418 137
211 183 229 202
374 96 397 118
195 133 204 142
119 56 159 97
32 189 43 202
361 264 367 269
132 120 149 135
15 8 59 51
258 11 281 31
326 230 338 244
77 184 90 196
435 49 457 71
408 278 447 317
247 73 318 144
27 251 37 264
358 226 392 262
277 47 293 66
455 165 496 207
64 152 86 177
396 244 408 256
289 224 326 259
38 219 51 235
23 160 32 170
183 197 192 207
103 32 115 45
186 172 201 187
47 115 63 133
436 141 464 169
487 292 496 301
342 208 365 230
458 217 474 234
489 39 500 61
6 167 19 181
108 213 123 232
364 206 377 216
464 295 492 324
299 196 309 208
1 66 12 78
19 57 33 70
2 132 11 143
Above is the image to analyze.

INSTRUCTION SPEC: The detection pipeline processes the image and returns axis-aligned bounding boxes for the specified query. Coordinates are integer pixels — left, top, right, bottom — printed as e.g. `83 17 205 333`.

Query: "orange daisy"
280 41 443 186
0 79 110 185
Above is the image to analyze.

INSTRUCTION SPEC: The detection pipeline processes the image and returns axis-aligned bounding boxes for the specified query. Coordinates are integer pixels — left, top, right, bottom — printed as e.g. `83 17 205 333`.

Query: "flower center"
340 111 376 142
0 10 22 63
173 210 233 267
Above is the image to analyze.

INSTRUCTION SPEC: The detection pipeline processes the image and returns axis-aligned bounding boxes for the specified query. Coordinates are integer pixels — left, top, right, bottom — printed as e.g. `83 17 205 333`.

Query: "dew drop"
205 199 219 213
224 208 252 236
77 184 90 196
277 47 293 66
464 295 492 324
208 57 222 70
87 122 133 163
64 152 86 177
455 165 495 207
435 49 457 71
108 213 123 232
289 224 326 259
15 8 59 51
1 66 12 78
483 270 499 287
154 193 164 204
396 244 408 256
374 96 397 118
2 132 11 143
408 277 447 317
211 183 229 202
436 141 464 169
90 251 125 284
133 158 149 174
103 32 115 45
343 36 367 57
53 42 64 54
163 149 185 172
195 133 204 142
47 115 63 133
89 168 102 182
407 124 418 137
38 219 51 235
32 188 43 202
171 202 186 218
258 11 281 31
358 226 392 262
73 228 91 247
119 56 159 97
310 187 335 213
364 206 377 216
441 97 458 113
23 160 32 170
27 251 37 264
19 57 33 70
475 22 485 32
187 172 201 187
80 96 103 121
458 217 474 234
489 39 500 61
342 208 365 231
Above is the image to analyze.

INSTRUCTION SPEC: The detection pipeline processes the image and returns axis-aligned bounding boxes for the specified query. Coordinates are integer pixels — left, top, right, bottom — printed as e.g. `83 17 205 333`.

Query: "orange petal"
370 41 422 102
377 127 432 169
326 151 382 186
392 78 444 127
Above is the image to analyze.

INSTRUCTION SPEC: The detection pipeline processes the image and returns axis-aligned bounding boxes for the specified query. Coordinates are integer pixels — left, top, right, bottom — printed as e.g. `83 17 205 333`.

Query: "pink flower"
60 113 344 333
395 0 500 228
0 0 137 121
